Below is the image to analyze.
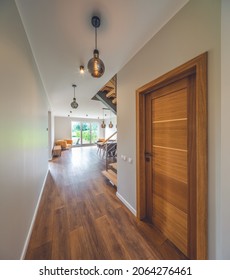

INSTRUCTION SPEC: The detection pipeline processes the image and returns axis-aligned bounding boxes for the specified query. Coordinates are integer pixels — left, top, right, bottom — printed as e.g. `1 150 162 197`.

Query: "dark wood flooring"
25 146 187 260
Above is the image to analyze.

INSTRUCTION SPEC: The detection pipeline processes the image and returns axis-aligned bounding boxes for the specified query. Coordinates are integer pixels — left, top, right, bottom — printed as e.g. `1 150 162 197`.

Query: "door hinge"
145 152 152 162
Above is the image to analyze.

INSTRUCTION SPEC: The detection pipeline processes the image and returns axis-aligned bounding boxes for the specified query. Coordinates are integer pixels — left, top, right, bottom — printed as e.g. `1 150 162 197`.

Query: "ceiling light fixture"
101 108 106 128
101 120 106 128
87 16 105 78
109 109 113 128
71 84 78 109
80 65 85 74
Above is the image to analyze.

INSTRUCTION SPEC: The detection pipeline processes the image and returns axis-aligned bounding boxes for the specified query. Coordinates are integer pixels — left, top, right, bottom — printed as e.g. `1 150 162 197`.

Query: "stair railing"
97 131 117 170
105 141 117 170
103 131 117 143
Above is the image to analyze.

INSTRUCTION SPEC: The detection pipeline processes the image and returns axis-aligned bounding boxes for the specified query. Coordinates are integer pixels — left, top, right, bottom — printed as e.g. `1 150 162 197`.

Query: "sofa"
55 139 73 149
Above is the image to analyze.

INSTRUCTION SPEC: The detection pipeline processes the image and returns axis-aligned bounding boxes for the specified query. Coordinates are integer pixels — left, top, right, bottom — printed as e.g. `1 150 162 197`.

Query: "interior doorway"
136 53 208 259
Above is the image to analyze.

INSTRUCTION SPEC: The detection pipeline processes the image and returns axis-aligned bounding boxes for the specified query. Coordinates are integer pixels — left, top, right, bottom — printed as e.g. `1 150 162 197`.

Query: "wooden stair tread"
112 97 117 104
106 80 115 88
102 170 117 186
106 90 116 98
109 162 117 171
100 85 114 92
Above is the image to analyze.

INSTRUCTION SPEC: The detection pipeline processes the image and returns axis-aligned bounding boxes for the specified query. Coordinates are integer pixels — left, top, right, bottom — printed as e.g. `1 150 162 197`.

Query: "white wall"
117 0 221 259
48 111 53 160
0 0 49 259
220 0 230 260
104 116 117 139
54 116 104 142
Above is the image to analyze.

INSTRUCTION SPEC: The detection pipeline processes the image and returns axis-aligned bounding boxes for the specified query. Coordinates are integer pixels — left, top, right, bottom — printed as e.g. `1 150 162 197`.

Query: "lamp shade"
71 98 78 109
109 121 113 128
71 84 78 109
101 120 106 128
87 49 105 78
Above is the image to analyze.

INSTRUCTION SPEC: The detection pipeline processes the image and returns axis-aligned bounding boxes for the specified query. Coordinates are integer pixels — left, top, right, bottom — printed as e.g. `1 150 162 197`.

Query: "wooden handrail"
102 131 117 144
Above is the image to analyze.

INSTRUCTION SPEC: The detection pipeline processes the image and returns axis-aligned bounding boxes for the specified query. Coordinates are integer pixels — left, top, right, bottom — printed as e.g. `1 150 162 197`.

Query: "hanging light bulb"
109 110 113 128
87 16 105 78
71 84 78 109
109 121 113 128
101 120 106 128
101 108 106 128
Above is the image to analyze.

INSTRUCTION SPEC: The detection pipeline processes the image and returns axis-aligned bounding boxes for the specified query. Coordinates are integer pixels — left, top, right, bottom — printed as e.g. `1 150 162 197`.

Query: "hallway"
25 146 187 260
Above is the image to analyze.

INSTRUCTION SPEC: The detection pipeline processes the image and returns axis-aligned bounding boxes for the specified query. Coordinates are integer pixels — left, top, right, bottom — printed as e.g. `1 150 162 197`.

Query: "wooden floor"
25 146 187 260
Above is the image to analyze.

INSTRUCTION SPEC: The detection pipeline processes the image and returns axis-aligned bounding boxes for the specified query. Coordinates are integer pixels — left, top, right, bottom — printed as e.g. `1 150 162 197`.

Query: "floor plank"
25 146 187 260
95 215 131 260
52 207 71 260
25 242 52 260
70 226 94 260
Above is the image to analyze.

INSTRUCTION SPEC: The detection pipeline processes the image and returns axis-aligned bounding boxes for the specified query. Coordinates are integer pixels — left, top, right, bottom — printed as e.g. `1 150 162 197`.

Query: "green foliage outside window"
71 122 99 144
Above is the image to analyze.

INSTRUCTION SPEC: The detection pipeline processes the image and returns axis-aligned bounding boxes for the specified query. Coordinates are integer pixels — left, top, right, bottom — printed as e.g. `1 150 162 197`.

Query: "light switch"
128 157 133 163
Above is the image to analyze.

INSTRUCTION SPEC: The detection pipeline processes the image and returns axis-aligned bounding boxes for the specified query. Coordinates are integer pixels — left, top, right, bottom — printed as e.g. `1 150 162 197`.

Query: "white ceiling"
15 0 188 119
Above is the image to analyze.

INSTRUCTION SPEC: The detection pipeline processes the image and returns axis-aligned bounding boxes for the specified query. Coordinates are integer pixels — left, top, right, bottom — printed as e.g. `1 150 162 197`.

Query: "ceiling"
15 0 188 119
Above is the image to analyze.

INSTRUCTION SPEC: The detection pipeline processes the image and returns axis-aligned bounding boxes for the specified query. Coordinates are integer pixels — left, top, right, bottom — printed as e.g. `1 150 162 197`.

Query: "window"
71 122 81 145
91 122 99 144
71 121 99 145
82 122 90 144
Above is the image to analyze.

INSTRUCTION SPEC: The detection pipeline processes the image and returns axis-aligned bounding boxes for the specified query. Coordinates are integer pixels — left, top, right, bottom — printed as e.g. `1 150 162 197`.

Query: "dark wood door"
145 76 196 258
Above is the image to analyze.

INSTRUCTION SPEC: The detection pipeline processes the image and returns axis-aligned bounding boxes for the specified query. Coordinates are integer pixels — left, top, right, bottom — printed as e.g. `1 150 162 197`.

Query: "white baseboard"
116 192 137 216
20 168 49 260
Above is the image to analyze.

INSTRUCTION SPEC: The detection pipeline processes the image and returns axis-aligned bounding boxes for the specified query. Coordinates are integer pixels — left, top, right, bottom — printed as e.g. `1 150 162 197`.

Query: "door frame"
136 52 208 259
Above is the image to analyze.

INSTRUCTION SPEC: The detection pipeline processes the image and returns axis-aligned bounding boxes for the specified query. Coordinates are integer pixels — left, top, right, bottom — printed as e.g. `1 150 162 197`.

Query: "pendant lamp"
87 16 105 78
71 84 78 109
101 120 106 128
109 121 113 128
101 108 106 128
109 110 113 128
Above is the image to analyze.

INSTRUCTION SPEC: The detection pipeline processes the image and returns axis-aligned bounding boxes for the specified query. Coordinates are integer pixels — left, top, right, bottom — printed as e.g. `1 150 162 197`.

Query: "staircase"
92 75 117 114
102 162 117 187
94 76 117 186
100 133 117 187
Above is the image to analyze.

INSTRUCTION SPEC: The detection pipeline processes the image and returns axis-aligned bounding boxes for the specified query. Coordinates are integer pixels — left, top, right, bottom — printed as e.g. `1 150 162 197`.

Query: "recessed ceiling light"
80 65 85 74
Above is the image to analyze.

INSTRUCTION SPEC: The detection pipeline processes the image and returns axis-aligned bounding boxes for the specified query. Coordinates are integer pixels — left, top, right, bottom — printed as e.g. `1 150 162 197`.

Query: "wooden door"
145 76 195 257
136 53 208 259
